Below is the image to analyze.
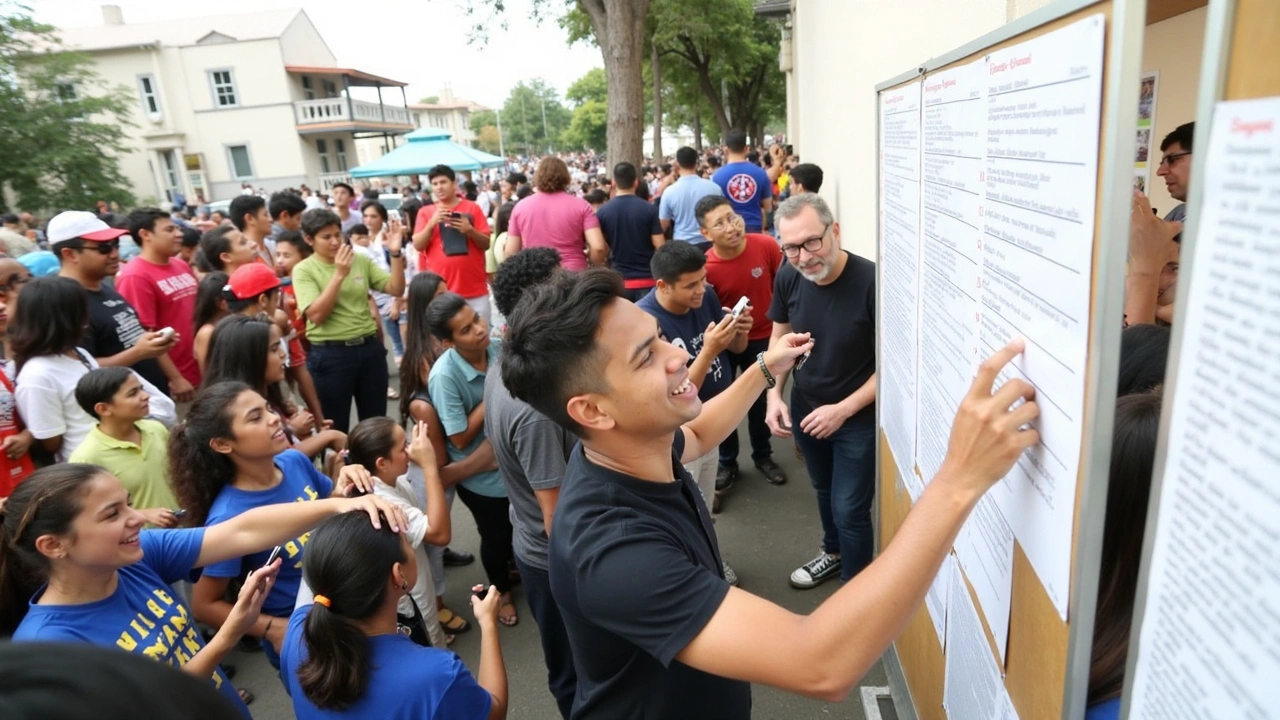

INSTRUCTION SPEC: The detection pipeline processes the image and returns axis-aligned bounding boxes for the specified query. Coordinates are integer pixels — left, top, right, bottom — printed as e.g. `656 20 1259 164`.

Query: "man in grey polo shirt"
484 247 578 718
659 146 723 249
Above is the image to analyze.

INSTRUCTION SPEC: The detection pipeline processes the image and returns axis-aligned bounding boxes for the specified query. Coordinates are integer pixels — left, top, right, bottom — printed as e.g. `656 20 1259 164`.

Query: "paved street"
232 372 897 719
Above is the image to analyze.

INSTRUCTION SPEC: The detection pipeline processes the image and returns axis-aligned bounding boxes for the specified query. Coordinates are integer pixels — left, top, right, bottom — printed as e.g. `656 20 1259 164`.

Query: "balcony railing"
295 98 412 128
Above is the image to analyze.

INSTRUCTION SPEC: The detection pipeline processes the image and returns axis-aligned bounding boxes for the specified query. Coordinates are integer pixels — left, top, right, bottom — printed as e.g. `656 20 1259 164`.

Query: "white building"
56 5 415 204
410 87 488 148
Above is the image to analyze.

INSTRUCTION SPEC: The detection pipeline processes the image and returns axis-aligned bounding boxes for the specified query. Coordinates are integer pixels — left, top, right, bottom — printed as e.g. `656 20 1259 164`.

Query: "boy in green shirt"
292 208 407 433
69 367 180 527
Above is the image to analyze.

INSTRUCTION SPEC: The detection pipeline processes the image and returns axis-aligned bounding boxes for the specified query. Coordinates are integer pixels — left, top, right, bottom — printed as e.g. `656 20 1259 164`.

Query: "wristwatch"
756 352 777 389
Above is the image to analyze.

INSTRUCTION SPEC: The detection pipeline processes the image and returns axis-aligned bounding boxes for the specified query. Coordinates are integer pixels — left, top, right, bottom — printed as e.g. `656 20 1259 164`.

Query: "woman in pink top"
505 157 608 271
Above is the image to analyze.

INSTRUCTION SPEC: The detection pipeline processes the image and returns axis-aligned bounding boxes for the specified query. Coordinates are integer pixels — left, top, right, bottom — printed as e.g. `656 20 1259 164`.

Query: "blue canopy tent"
349 127 505 178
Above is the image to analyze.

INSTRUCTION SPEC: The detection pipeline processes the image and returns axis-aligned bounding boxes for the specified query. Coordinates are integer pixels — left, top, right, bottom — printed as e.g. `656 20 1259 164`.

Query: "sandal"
445 633 456 646
438 606 471 633
237 688 255 706
498 594 519 627
387 386 400 399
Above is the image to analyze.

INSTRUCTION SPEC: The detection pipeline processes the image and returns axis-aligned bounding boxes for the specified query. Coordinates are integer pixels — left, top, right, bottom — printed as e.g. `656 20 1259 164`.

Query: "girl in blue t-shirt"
0 462 406 717
281 512 507 720
169 381 374 671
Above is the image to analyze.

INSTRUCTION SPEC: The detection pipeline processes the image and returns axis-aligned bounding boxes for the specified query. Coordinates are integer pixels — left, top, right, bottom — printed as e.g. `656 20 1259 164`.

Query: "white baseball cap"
47 210 130 245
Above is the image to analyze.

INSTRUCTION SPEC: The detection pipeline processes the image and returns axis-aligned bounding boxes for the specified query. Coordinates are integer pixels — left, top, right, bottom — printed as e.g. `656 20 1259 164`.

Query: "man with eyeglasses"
48 211 177 397
764 193 877 590
698 195 789 500
1126 122 1192 326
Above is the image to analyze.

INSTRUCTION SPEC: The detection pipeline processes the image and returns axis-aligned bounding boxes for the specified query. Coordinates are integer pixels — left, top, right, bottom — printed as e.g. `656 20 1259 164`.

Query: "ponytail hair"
298 512 407 709
346 417 400 473
1 464 106 635
167 381 253 527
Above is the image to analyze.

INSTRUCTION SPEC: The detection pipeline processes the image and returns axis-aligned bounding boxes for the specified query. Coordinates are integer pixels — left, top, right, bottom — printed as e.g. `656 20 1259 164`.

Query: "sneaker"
754 457 788 485
715 463 738 492
722 562 739 586
789 551 841 589
442 547 475 566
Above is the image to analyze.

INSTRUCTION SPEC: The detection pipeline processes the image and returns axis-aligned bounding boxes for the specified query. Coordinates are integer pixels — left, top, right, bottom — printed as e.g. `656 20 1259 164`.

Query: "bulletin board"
872 0 1147 718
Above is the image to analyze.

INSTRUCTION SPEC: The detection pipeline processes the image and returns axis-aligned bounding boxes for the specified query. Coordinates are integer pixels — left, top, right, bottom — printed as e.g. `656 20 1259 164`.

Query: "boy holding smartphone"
410 165 493 321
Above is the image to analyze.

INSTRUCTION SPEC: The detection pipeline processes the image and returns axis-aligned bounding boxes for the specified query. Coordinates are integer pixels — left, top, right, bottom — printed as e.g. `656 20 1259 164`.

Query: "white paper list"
943 565 1020 720
1127 96 1280 720
953 495 1014 661
925 553 957 650
980 14 1105 619
918 60 985 487
879 81 923 475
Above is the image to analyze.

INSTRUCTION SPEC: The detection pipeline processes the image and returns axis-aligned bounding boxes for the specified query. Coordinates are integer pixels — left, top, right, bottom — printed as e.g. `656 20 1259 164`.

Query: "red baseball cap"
224 262 288 300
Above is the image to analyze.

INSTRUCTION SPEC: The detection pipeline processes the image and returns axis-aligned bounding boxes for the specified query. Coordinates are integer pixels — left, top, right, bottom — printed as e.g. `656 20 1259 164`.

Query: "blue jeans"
791 394 876 581
719 337 775 466
306 336 388 434
514 556 577 719
383 316 404 357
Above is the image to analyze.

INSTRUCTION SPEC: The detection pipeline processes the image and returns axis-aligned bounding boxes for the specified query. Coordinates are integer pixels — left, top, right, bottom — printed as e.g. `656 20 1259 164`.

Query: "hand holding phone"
264 545 283 568
158 327 176 341
730 296 750 319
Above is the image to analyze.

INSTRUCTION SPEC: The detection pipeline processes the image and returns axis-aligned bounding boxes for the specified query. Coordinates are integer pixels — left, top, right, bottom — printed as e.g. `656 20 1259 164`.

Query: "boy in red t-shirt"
411 165 493 321
697 195 789 492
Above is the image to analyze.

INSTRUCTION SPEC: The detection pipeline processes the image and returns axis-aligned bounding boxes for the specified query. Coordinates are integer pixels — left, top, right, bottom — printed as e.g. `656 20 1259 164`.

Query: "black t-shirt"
549 431 751 720
595 194 663 280
79 285 168 394
768 251 876 413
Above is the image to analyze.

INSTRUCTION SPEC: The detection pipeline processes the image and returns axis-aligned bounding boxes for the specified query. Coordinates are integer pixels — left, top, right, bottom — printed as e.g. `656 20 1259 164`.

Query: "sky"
34 0 604 108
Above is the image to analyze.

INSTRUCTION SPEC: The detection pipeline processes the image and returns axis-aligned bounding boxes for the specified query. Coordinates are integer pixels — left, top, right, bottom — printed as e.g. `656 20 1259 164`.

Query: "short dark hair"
228 195 265 231
180 226 201 249
585 189 609 206
424 292 470 342
695 195 732 227
0 213 18 225
301 208 341 238
346 223 369 240
675 147 698 170
275 230 311 258
1159 122 1194 153
332 182 355 196
74 366 135 419
790 163 824 193
268 192 306 221
650 240 706 285
725 129 748 153
1117 324 1171 397
126 207 169 244
492 248 562 317
427 165 455 182
613 162 638 190
11 277 87 372
501 269 622 435
198 225 238 272
359 200 388 224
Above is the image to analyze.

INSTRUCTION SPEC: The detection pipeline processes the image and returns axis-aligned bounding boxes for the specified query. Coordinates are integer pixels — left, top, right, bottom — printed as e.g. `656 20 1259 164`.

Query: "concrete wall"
791 0 1055 257
1140 6 1206 216
278 12 337 68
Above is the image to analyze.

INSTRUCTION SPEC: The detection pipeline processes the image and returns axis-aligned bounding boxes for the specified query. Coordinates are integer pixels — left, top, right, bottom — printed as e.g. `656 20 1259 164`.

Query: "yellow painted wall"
1140 6 1207 216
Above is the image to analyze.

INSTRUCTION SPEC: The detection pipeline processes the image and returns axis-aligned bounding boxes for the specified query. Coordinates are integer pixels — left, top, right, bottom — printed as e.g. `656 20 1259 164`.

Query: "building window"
226 144 254 179
302 76 315 100
322 79 337 98
137 74 161 117
208 69 238 107
335 139 348 172
55 82 77 103
161 150 181 202
316 139 330 173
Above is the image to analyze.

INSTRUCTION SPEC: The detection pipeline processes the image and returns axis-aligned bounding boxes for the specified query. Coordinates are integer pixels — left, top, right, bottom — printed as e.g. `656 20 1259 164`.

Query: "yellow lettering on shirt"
116 632 137 651
152 588 174 605
146 599 166 619
301 485 319 501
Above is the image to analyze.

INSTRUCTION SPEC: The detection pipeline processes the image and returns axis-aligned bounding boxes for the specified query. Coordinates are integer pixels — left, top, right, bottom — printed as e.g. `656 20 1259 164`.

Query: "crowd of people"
0 120 1186 720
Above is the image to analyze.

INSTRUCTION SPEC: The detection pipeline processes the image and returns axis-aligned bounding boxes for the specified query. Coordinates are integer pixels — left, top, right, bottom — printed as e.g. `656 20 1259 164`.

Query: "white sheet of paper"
980 14 1106 619
1127 96 1280 720
879 80 922 474
926 553 957 650
901 466 926 505
953 494 1014 660
943 565 1020 720
917 60 985 487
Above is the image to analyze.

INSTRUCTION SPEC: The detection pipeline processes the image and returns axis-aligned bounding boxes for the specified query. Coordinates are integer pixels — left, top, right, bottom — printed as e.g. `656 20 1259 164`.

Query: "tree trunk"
651 42 663 161
692 63 733 138
581 0 651 167
693 107 703 152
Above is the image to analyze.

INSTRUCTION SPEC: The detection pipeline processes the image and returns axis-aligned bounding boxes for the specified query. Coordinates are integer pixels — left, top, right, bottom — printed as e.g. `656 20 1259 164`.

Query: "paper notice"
879 80 922 475
953 495 1014 661
926 553 957 650
944 566 1020 720
980 14 1106 620
1127 96 1280 720
917 60 985 487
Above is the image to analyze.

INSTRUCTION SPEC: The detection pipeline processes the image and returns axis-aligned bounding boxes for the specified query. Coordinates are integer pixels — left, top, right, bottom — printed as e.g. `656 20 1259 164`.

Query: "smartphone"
388 208 402 222
730 296 750 319
449 211 463 220
795 349 812 370
473 586 490 601
158 327 176 341
264 545 283 567
172 508 187 519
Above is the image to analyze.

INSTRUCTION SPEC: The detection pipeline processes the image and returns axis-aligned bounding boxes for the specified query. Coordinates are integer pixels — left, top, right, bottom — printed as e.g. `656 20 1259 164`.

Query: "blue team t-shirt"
1086 698 1120 720
712 161 773 231
281 604 493 720
636 286 733 401
203 449 333 618
13 528 249 717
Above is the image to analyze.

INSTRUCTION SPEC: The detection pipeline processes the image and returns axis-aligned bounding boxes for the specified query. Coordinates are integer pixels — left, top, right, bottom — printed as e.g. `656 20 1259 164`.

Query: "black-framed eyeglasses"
1158 151 1191 168
66 240 120 255
781 223 830 258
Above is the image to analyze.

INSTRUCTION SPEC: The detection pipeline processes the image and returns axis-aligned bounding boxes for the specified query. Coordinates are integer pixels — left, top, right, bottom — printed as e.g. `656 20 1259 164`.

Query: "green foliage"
418 95 440 105
565 67 606 107
497 79 571 156
561 99 607 151
476 125 502 155
0 6 136 213
470 108 497 132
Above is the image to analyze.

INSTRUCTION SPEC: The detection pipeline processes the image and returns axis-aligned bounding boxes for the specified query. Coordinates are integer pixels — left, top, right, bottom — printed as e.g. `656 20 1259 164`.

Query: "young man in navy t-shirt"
712 129 773 233
596 162 665 301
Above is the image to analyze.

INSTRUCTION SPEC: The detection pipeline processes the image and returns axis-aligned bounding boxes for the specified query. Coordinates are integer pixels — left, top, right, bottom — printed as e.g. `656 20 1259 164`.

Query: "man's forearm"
838 374 876 416
157 353 182 382
685 361 769 457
